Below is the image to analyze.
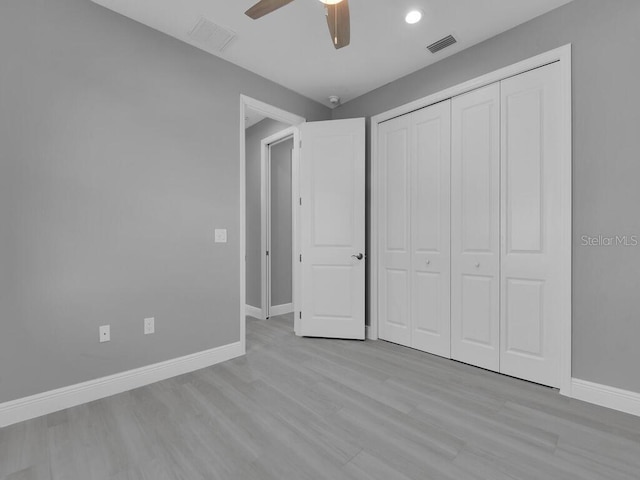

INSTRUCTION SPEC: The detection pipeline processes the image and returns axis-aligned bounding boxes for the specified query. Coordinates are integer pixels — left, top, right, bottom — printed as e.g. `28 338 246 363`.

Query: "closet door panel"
378 115 412 346
500 62 563 387
411 101 451 357
451 84 501 372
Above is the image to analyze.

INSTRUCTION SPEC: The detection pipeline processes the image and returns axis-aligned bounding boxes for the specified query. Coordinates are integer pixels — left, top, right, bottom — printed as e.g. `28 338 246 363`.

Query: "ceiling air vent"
189 17 236 52
427 35 457 54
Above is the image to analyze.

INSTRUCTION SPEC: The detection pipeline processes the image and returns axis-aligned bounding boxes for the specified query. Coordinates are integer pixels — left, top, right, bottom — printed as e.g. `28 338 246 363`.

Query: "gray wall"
332 0 640 394
244 119 289 310
0 0 330 403
269 138 294 308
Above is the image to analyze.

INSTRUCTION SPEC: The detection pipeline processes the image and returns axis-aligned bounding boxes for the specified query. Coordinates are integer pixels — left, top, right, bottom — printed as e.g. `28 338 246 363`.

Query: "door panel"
385 268 410 328
451 84 501 372
410 101 451 356
299 118 365 339
500 63 562 387
378 115 411 346
460 103 496 253
504 278 544 356
311 137 354 247
414 272 442 334
385 126 410 252
461 275 495 346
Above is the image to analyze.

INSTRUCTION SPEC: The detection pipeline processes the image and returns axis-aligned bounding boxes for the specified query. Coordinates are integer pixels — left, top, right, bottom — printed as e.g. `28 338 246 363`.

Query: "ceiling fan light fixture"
319 0 343 5
405 9 424 25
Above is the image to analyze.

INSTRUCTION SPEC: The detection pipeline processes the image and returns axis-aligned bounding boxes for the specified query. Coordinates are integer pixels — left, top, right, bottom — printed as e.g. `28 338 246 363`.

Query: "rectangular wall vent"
427 35 457 54
189 17 236 52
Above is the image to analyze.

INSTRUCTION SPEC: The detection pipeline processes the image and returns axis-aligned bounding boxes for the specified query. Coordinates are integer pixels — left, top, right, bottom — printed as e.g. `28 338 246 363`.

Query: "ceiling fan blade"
245 0 295 19
326 0 350 49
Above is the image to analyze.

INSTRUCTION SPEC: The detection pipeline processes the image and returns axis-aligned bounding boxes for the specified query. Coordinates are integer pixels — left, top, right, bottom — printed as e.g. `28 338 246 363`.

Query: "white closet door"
500 63 563 387
378 115 411 346
451 84 501 372
410 101 451 357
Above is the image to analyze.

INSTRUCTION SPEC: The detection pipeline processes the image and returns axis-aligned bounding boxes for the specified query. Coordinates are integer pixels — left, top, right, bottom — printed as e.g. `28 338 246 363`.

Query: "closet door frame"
370 45 572 396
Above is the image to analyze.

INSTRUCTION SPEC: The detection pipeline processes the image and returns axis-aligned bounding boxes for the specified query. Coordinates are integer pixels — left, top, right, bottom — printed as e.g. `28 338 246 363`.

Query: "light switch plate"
99 325 110 343
214 229 227 243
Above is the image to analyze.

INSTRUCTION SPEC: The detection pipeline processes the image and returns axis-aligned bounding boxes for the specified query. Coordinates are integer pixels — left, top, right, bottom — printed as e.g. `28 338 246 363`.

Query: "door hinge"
299 197 302 206
266 251 269 256
299 140 302 149
299 311 302 319
299 254 302 262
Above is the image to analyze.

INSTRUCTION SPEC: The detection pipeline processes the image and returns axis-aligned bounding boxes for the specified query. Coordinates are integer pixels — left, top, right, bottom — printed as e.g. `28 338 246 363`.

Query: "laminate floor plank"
0 418 50 479
341 451 414 480
2 313 639 480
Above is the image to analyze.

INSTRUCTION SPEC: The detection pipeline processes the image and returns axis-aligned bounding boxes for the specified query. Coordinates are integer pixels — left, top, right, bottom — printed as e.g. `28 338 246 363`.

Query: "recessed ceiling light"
318 0 344 5
405 9 423 25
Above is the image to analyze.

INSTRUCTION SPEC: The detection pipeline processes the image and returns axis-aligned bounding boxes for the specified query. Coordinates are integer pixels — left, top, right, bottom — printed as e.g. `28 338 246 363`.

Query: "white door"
451 83 501 372
500 63 563 387
298 118 365 339
410 101 451 356
378 101 451 357
378 114 412 346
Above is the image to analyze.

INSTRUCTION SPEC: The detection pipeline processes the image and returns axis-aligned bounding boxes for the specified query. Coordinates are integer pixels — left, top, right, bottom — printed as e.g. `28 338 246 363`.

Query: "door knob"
475 262 480 268
352 253 364 260
426 260 431 265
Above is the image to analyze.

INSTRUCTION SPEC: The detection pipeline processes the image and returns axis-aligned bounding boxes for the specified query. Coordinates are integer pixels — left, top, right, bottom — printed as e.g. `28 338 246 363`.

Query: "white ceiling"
91 0 573 107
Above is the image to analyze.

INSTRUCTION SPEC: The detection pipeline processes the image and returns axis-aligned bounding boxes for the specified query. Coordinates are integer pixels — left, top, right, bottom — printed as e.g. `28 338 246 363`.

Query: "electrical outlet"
214 228 227 243
144 317 155 335
99 325 110 343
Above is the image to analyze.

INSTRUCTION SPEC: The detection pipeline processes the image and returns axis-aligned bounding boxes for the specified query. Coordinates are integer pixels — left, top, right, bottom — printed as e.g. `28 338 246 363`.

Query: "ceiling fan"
245 0 350 49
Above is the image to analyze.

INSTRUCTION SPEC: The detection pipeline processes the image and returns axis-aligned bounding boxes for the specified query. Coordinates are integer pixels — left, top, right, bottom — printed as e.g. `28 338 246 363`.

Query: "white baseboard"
269 303 293 317
245 305 263 319
571 378 640 418
0 341 244 428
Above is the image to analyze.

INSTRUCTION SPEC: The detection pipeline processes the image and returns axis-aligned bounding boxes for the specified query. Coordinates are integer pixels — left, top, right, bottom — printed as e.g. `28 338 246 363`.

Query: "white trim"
369 115 379 341
260 133 271 320
261 128 296 320
269 303 294 317
370 45 572 391
245 304 263 319
0 341 243 428
371 46 571 125
571 379 640 418
240 95 305 353
558 47 573 397
292 127 301 335
365 325 376 340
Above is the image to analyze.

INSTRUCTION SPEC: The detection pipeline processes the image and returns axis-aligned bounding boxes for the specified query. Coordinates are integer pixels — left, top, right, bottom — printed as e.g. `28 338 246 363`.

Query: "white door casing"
240 95 306 351
500 62 563 388
298 118 366 339
451 83 501 372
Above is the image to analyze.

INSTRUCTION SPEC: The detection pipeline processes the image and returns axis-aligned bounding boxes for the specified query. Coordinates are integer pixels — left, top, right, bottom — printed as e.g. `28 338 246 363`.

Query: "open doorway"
240 96 366 352
239 96 304 347
261 129 295 319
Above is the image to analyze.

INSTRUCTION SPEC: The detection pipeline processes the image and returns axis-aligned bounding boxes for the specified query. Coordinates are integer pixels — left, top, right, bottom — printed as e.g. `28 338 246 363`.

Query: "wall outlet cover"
99 325 110 343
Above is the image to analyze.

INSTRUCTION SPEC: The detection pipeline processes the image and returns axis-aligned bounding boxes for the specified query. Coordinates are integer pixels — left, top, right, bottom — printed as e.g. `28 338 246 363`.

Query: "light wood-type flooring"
2 314 640 479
